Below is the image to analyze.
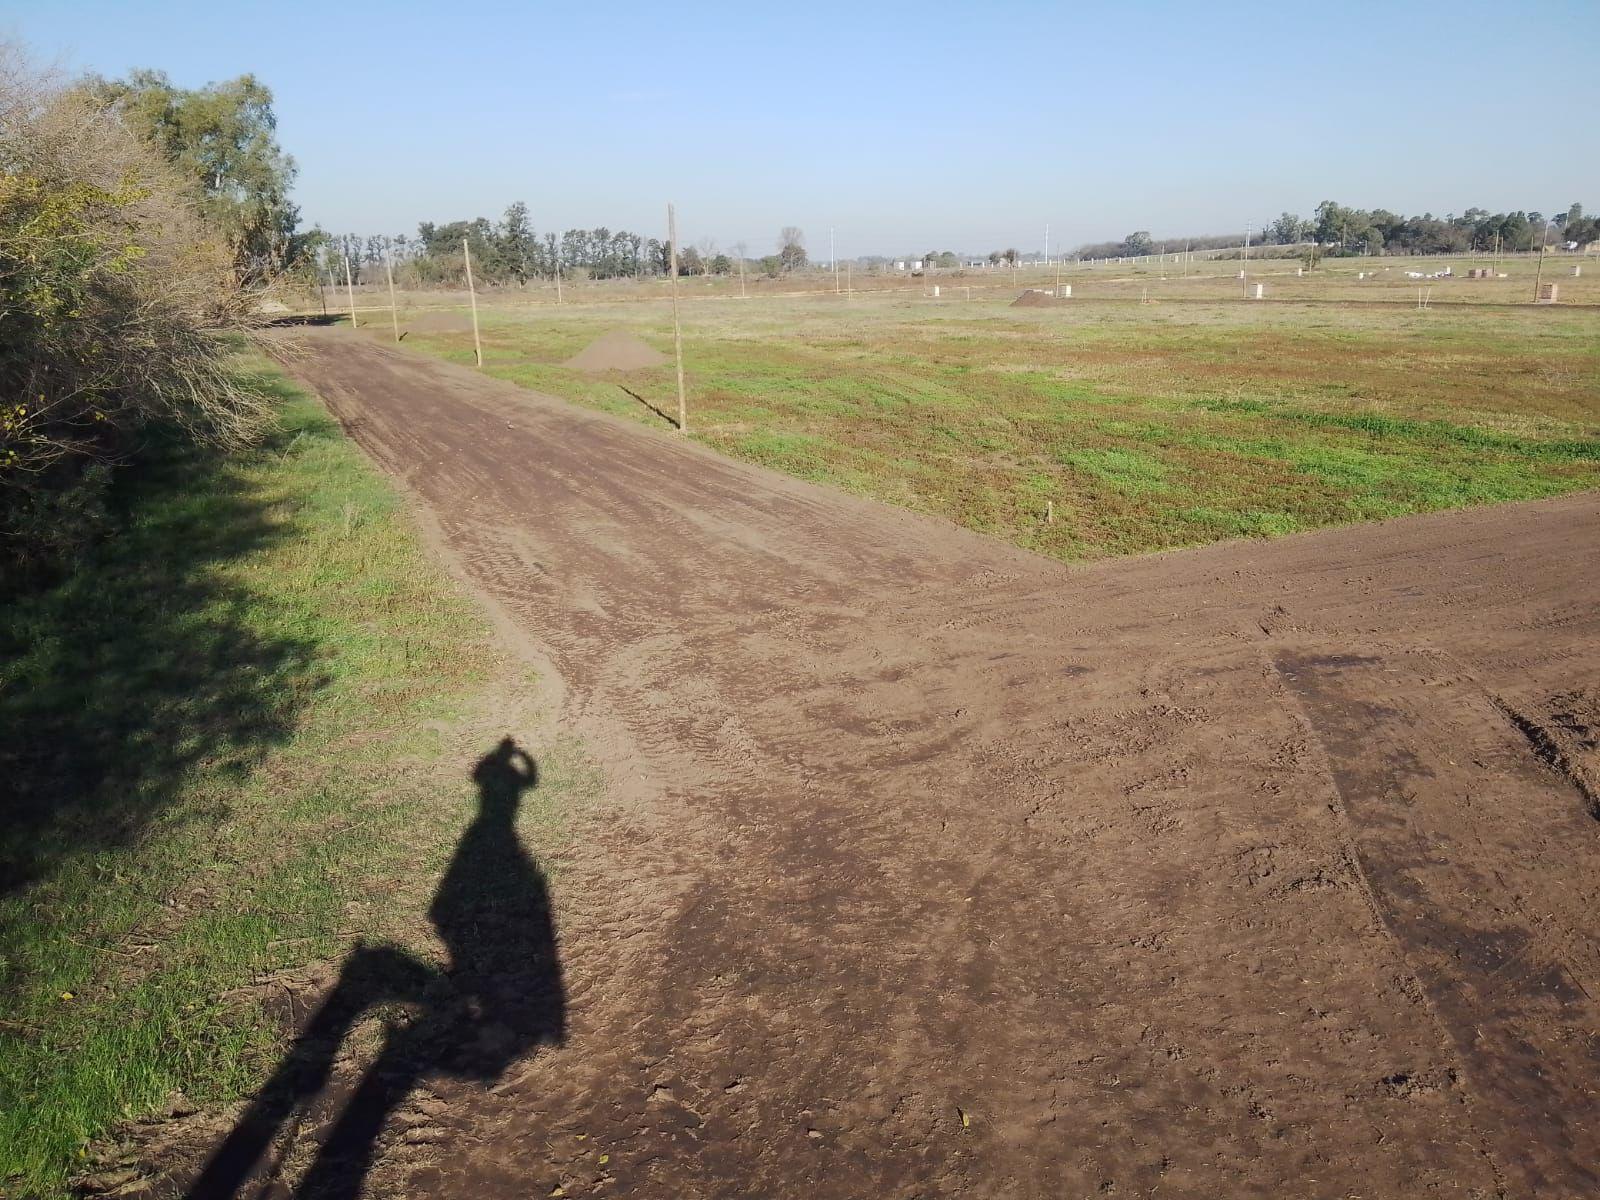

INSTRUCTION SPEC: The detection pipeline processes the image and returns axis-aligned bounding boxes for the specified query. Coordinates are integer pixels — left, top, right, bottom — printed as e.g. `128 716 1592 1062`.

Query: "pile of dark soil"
563 330 668 372
1011 290 1068 308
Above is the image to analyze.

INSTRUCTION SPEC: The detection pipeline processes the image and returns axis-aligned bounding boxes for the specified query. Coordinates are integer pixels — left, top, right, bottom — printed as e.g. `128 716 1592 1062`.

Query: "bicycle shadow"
183 737 565 1198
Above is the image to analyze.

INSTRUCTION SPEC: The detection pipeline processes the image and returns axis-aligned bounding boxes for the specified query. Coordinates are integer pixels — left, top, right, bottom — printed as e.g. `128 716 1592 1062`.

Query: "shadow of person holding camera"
184 737 564 1199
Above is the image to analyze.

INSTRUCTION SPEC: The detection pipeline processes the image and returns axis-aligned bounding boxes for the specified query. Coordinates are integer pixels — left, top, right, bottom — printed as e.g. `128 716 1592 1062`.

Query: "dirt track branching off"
388 289 1599 562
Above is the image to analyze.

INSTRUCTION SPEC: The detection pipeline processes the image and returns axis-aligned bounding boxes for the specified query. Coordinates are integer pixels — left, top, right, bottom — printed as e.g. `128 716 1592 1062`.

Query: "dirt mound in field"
563 330 668 372
406 311 475 334
1011 289 1067 307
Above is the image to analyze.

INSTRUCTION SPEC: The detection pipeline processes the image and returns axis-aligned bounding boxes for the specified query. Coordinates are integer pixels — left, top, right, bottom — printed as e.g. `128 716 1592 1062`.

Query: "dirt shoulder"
202 330 1598 1199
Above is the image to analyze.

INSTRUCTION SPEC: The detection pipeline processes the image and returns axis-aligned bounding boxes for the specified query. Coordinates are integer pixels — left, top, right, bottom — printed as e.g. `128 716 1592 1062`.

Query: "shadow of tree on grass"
0 417 325 906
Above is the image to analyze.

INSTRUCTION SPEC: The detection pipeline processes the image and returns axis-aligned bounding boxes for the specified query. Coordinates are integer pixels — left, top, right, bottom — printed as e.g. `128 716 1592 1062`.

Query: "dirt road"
244 332 1599 1198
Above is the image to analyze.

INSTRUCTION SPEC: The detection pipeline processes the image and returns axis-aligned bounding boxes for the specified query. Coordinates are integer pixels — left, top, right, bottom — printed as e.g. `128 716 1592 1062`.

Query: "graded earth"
171 330 1598 1199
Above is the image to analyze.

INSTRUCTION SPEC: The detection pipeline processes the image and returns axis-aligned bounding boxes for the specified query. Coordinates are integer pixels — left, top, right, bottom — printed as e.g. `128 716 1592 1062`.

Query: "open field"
328 250 1600 310
149 330 1598 1199
0 368 589 1197
364 280 1599 561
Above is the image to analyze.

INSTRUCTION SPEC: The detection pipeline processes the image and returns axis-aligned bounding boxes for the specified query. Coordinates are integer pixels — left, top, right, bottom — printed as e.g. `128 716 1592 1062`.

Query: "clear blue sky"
6 0 1597 256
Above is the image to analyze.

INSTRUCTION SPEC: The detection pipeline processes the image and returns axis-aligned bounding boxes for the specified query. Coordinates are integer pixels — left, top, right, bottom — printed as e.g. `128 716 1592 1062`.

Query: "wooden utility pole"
1241 223 1252 298
384 247 400 343
343 256 358 328
462 238 483 368
668 203 687 433
1532 218 1550 303
739 252 746 299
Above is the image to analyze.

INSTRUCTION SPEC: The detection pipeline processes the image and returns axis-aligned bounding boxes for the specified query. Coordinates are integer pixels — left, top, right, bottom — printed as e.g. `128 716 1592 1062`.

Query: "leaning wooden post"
462 238 483 368
1532 220 1549 304
343 255 358 328
667 202 687 434
384 248 400 343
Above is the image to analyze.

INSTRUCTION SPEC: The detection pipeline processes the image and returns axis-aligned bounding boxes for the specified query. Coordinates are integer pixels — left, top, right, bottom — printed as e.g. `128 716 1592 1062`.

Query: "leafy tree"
1268 212 1307 244
778 226 807 272
86 70 302 284
1315 201 1356 247
560 229 584 273
499 201 536 284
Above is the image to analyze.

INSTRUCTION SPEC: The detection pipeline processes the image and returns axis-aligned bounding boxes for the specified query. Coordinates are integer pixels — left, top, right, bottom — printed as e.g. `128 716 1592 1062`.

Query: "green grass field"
377 282 1600 561
0 365 589 1197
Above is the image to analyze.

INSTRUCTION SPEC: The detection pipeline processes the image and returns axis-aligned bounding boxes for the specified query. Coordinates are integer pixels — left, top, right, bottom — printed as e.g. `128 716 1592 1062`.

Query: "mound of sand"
406 310 474 334
1011 289 1067 308
563 330 668 372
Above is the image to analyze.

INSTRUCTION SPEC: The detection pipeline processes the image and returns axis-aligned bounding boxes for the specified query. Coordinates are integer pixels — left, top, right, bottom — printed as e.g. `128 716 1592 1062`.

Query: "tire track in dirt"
232 330 1598 1199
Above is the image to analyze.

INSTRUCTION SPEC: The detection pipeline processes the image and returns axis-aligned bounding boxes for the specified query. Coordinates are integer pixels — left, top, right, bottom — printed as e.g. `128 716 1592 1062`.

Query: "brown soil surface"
1012 289 1068 307
169 330 1600 1200
405 311 475 334
562 329 668 372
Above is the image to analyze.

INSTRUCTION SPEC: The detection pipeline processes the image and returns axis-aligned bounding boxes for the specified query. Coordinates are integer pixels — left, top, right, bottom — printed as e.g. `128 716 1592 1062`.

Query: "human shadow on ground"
183 737 565 1199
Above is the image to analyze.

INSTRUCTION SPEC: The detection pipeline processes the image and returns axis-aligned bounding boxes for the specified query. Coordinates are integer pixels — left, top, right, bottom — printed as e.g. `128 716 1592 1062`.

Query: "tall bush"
0 51 268 577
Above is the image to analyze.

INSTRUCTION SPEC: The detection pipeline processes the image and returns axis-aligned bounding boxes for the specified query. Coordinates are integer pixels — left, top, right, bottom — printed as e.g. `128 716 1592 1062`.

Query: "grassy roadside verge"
0 362 581 1197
